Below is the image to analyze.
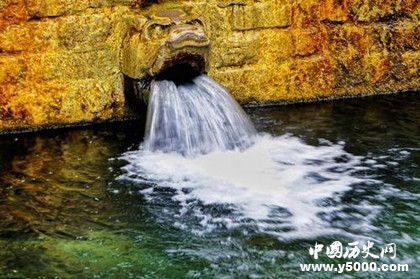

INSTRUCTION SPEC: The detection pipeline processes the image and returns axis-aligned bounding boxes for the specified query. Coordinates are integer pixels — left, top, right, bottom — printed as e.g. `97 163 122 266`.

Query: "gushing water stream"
144 75 257 156
120 75 390 239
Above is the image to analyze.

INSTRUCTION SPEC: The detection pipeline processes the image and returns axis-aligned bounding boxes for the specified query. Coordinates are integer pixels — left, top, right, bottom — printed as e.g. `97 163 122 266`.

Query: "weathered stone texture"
228 1 292 31
0 0 419 131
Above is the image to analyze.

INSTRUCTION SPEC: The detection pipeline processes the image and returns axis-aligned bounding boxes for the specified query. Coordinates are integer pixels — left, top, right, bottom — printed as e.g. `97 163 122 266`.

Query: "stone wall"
0 0 419 131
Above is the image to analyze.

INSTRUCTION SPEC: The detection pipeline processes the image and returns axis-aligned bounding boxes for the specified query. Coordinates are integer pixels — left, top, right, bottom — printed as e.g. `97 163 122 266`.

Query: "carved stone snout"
121 10 210 80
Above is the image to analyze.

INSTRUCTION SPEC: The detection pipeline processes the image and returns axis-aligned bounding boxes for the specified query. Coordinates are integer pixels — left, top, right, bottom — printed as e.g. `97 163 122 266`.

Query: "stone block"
0 21 58 52
213 31 259 68
209 66 265 103
292 27 326 57
401 51 420 81
25 0 137 18
292 0 323 27
0 55 25 86
362 52 392 84
289 56 335 99
0 74 125 126
388 21 419 52
328 24 370 58
321 0 349 23
256 62 291 102
229 0 292 31
258 29 294 63
57 13 112 51
0 0 28 29
347 0 418 22
23 49 119 81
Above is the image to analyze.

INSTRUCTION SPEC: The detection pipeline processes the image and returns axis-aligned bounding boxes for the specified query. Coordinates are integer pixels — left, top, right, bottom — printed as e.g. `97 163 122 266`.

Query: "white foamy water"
120 136 383 240
119 75 383 240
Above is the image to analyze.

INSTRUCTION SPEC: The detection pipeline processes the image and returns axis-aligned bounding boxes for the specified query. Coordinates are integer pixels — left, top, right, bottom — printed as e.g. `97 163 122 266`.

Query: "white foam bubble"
119 134 383 240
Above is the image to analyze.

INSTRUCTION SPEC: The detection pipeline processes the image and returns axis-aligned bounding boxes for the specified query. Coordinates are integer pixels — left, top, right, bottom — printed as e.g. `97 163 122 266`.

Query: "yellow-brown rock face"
0 0 419 132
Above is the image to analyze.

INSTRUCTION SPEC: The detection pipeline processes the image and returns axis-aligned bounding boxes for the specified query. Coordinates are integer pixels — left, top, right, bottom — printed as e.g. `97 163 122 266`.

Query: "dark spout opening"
155 63 202 85
154 53 206 85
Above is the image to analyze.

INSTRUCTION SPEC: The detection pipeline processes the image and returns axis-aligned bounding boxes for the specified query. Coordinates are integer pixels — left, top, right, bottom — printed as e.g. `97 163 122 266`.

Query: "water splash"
144 75 257 156
121 134 382 239
120 75 383 240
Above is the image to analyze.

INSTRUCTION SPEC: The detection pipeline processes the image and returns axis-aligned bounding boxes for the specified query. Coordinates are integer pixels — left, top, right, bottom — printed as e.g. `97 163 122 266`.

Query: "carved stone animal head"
121 9 210 80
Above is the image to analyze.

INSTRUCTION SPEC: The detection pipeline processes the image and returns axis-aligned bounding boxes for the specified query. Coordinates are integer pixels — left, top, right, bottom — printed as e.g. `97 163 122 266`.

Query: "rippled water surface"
0 92 418 278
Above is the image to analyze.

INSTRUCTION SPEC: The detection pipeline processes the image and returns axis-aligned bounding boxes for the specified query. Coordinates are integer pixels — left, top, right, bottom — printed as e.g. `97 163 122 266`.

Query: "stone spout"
121 10 210 104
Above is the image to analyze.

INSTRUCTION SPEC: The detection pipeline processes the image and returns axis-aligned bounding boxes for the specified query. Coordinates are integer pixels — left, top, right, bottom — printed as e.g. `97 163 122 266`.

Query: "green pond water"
0 92 418 278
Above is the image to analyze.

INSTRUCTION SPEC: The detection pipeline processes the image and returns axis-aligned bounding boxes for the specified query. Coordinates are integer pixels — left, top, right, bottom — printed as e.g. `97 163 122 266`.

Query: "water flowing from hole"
120 75 384 240
144 75 257 155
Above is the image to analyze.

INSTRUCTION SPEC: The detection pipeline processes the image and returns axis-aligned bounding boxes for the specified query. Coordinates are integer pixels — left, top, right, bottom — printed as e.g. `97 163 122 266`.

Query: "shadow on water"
0 122 213 278
0 122 146 234
0 91 418 278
